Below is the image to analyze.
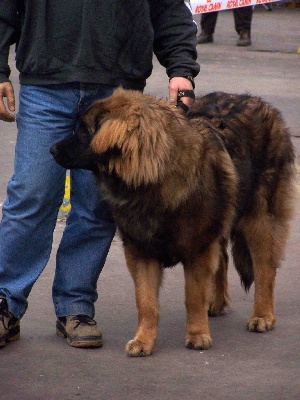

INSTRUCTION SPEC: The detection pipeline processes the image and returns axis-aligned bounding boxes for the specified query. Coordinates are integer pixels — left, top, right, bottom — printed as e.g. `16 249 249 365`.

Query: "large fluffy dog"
51 88 296 356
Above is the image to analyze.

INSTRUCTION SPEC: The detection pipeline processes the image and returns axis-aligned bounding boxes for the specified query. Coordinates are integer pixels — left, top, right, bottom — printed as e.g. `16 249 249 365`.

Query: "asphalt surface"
0 6 299 400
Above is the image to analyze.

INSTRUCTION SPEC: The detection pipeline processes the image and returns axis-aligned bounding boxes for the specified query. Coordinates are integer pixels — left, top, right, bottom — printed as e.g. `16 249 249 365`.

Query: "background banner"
189 0 279 13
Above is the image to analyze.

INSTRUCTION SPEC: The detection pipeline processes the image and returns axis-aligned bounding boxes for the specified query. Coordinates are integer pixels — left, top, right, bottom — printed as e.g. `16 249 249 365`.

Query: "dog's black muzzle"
50 133 97 171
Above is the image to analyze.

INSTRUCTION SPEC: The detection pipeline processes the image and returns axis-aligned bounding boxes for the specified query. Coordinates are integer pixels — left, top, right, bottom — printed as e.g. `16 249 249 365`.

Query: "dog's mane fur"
89 88 237 215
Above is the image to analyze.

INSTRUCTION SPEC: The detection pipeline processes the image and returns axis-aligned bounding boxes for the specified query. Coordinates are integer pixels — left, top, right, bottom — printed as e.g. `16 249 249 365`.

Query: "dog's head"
51 87 184 187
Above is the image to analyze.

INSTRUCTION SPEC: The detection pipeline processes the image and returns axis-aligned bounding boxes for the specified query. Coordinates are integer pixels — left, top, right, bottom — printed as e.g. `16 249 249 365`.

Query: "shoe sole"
56 322 103 348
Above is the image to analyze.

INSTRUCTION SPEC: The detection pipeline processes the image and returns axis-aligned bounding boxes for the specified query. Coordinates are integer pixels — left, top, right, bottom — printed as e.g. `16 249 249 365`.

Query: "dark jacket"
0 0 199 89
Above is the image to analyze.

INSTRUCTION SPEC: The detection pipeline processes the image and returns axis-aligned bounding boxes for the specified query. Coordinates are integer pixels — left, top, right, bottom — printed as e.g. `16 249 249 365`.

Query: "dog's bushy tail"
231 230 254 291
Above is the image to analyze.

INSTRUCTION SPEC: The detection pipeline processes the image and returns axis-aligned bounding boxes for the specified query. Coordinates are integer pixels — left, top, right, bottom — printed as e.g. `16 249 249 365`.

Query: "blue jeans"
0 83 117 319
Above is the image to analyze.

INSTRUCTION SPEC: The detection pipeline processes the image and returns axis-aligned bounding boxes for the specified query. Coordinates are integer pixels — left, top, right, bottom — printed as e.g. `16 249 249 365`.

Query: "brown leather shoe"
197 31 214 44
236 31 251 47
56 315 103 348
0 298 20 348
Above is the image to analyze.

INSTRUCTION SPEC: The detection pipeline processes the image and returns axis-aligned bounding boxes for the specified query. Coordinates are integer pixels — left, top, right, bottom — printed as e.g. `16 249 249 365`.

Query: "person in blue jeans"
0 0 199 348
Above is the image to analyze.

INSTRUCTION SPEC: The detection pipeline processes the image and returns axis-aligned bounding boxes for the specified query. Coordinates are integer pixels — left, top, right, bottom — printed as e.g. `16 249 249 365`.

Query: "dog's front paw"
247 316 276 332
185 334 212 350
125 339 154 357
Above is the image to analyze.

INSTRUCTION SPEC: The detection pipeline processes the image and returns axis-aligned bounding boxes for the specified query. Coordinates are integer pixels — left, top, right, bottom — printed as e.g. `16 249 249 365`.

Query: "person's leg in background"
234 6 253 46
197 12 218 44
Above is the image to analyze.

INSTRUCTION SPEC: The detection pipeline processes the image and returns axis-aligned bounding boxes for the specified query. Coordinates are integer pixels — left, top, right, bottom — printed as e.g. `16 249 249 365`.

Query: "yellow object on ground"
60 175 71 213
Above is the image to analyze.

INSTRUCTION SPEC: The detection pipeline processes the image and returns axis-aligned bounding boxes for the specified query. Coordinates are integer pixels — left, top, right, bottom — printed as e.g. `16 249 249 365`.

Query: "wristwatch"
182 75 195 89
169 75 195 89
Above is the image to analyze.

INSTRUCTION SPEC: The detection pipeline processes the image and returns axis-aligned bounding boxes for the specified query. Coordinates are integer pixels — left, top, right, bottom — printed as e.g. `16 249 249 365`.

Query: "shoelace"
70 315 97 329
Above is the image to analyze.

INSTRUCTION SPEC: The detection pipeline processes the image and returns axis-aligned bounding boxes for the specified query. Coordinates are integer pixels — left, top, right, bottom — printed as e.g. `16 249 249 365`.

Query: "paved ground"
0 6 299 400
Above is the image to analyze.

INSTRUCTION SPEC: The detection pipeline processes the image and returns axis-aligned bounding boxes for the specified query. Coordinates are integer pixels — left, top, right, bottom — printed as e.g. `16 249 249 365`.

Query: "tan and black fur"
51 88 296 356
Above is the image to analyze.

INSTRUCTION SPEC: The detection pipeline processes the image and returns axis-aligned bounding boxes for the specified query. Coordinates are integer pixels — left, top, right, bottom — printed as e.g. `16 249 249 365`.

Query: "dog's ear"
91 114 139 155
91 87 140 155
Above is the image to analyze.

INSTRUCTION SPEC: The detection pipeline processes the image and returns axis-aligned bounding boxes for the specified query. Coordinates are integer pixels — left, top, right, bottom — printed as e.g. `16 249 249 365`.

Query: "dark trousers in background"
201 8 253 35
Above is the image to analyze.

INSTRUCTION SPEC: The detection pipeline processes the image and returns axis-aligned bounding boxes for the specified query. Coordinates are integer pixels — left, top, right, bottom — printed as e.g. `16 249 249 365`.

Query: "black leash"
176 90 195 112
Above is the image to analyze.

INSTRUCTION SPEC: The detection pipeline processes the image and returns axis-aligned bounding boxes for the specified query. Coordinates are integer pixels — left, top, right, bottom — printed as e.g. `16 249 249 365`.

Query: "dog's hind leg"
209 238 230 316
238 213 291 333
248 261 277 332
123 244 163 357
184 240 220 350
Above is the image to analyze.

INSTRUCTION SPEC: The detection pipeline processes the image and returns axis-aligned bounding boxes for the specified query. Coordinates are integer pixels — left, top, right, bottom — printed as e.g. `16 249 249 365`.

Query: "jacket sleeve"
150 0 200 80
0 0 20 83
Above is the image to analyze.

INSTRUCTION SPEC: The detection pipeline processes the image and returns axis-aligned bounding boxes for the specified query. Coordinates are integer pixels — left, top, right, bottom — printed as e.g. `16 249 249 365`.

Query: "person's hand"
0 81 16 122
169 77 194 109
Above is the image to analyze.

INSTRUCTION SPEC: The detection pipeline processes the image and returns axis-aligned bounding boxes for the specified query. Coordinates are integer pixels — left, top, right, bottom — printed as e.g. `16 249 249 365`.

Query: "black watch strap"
183 75 195 89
